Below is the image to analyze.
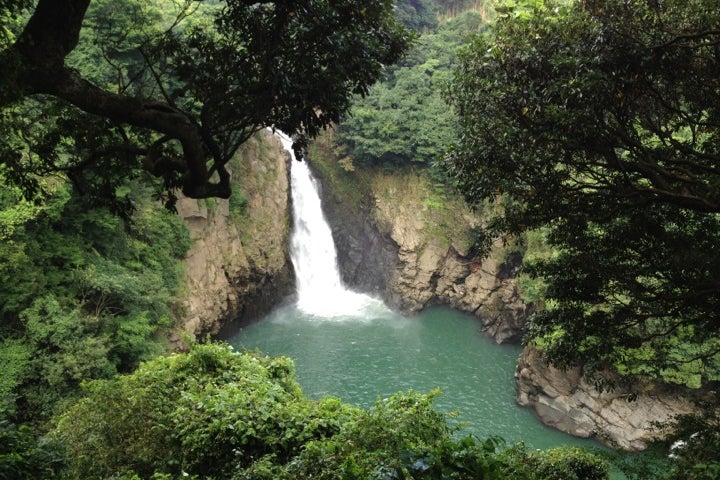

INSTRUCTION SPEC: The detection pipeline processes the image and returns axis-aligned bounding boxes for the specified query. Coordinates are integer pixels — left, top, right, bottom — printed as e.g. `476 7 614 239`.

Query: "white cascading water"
277 131 386 318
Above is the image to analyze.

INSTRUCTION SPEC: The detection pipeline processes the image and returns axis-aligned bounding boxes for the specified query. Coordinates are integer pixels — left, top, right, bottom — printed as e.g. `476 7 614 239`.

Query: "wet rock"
515 345 698 450
314 165 529 344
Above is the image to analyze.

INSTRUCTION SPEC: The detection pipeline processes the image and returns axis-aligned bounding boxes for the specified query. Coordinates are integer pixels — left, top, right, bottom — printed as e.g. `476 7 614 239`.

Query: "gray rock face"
328 205 398 300
515 345 697 450
174 131 294 345
314 164 529 344
387 237 529 344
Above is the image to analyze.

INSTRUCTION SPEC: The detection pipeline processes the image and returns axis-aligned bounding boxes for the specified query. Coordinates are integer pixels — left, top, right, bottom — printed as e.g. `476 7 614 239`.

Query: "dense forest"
1 0 719 478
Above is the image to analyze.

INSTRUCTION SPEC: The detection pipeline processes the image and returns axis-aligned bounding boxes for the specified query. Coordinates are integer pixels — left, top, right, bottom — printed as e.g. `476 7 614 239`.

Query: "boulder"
515 345 698 450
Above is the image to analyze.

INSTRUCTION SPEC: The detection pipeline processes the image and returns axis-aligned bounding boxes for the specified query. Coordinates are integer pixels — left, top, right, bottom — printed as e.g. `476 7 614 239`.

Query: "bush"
496 444 609 480
52 344 610 480
52 344 356 479
0 175 190 421
0 420 64 480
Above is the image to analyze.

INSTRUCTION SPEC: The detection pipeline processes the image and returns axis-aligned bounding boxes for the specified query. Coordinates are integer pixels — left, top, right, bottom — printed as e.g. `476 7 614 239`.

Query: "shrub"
52 344 610 480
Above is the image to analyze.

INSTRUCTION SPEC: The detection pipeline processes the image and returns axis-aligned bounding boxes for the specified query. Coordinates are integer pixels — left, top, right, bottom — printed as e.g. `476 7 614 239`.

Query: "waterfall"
277 131 385 318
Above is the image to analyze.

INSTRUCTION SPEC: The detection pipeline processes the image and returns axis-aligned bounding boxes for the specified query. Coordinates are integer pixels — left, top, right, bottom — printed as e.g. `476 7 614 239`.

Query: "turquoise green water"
230 303 603 451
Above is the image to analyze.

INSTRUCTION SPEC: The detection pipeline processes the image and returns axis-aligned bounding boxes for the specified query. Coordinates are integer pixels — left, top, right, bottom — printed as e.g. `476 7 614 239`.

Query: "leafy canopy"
0 171 190 422
337 9 487 168
443 0 720 385
0 0 412 210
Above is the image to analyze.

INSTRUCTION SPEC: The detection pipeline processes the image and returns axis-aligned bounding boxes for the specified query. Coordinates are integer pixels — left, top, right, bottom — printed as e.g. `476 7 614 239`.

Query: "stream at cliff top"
228 131 605 452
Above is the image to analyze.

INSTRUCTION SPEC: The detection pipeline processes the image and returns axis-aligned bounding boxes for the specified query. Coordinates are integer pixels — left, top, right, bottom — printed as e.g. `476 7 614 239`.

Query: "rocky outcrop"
384 229 529 344
173 131 294 346
311 158 529 344
515 345 698 450
383 231 528 344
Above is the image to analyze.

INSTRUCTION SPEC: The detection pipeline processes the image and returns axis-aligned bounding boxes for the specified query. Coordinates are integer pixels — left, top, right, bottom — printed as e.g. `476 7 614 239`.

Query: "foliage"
395 0 439 31
0 0 412 208
19 296 117 418
0 1 29 48
64 0 166 90
52 343 610 480
0 420 64 480
336 9 487 168
0 173 190 422
515 228 553 305
0 339 29 418
660 398 720 480
496 444 609 480
53 344 354 479
443 0 720 385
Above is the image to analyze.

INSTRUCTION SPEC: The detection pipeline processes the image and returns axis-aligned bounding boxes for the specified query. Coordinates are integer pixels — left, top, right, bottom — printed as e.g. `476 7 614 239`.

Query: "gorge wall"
308 138 529 344
173 131 294 346
516 345 699 450
173 130 701 451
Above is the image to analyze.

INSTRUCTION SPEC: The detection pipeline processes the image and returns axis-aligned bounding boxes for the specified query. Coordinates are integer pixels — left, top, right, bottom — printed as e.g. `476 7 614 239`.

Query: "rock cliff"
308 139 529 343
515 345 698 450
370 175 529 344
173 131 294 345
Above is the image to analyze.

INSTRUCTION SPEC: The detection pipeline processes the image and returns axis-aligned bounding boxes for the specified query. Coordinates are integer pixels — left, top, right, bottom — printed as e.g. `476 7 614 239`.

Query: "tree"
394 0 439 31
0 0 411 209
0 168 192 423
443 0 720 386
336 10 485 167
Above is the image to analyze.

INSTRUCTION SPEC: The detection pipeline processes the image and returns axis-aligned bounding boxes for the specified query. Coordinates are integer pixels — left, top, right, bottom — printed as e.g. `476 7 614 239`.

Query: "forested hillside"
1 0 718 478
335 6 488 167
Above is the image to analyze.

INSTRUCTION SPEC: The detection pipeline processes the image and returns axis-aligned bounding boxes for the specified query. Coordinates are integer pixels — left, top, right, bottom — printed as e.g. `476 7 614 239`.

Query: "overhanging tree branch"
8 0 229 198
2 0 411 205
